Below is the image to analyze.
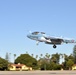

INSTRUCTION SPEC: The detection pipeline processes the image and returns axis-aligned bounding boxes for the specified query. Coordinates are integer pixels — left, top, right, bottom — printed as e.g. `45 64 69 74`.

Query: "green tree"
51 53 60 64
0 57 8 70
38 53 61 70
52 64 61 70
63 54 74 70
15 54 38 69
73 45 76 63
50 61 61 70
68 54 74 62
66 59 74 70
40 61 46 70
64 54 68 61
39 58 50 70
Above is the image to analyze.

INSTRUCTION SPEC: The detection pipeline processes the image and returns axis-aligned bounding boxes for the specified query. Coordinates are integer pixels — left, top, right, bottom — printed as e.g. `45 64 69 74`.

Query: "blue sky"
0 0 76 62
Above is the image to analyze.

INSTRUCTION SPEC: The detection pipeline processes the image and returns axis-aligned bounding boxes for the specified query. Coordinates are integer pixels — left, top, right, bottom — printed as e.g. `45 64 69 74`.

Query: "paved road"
0 71 76 75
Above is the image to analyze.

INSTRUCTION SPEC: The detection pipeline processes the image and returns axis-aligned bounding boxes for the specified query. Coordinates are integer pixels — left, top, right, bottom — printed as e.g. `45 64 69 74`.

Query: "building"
72 64 76 70
8 63 32 71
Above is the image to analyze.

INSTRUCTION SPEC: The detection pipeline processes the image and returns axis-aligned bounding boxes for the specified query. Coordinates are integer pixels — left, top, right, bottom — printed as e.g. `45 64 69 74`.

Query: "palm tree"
14 54 16 63
26 51 28 54
31 54 34 57
45 53 50 59
39 54 43 59
9 53 11 62
5 52 9 62
36 55 38 59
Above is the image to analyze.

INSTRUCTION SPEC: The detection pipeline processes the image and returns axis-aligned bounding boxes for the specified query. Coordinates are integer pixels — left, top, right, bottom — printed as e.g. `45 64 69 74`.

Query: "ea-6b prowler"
27 31 76 48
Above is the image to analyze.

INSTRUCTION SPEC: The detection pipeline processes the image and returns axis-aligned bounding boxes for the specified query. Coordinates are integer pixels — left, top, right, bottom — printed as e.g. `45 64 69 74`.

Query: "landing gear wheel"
53 45 57 48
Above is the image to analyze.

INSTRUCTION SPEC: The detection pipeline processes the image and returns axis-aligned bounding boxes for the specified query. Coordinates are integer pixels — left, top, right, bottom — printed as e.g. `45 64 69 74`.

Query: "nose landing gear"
53 45 57 48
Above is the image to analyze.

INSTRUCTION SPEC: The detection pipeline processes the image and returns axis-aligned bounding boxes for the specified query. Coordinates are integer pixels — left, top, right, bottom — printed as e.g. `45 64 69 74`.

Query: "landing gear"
36 41 39 45
53 45 57 48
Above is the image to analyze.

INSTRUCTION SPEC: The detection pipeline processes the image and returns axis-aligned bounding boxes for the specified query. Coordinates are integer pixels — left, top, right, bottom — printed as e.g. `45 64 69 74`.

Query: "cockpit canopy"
32 31 45 35
32 32 39 35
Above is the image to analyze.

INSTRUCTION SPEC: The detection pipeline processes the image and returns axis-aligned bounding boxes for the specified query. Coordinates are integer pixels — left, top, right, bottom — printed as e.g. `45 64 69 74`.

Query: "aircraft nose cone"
27 35 30 38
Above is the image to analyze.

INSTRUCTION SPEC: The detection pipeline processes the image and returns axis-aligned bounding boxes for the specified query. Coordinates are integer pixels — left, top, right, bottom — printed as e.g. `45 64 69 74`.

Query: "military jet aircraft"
27 31 76 48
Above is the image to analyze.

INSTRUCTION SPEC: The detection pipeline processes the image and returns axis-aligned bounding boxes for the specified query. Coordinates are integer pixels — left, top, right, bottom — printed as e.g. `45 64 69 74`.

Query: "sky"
0 0 76 62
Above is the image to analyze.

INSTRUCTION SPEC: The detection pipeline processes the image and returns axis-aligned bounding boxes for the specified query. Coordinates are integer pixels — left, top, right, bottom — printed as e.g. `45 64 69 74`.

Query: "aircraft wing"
44 36 64 44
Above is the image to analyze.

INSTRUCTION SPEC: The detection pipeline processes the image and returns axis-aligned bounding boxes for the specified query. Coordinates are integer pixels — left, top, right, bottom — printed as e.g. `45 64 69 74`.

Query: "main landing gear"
53 45 57 48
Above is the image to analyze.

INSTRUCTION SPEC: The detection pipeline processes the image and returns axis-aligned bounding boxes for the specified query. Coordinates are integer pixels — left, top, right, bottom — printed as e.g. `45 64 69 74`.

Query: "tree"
5 52 9 62
73 45 76 63
0 57 8 70
31 54 34 57
51 53 60 64
9 53 11 62
39 57 50 70
14 54 16 63
66 59 74 70
51 63 61 70
45 53 50 59
64 54 68 61
36 55 38 59
62 54 74 70
40 54 43 58
15 54 38 69
68 54 74 62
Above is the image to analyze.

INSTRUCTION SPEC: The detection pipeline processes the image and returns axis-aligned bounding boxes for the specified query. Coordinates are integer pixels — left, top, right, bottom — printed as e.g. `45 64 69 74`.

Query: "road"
0 70 76 75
